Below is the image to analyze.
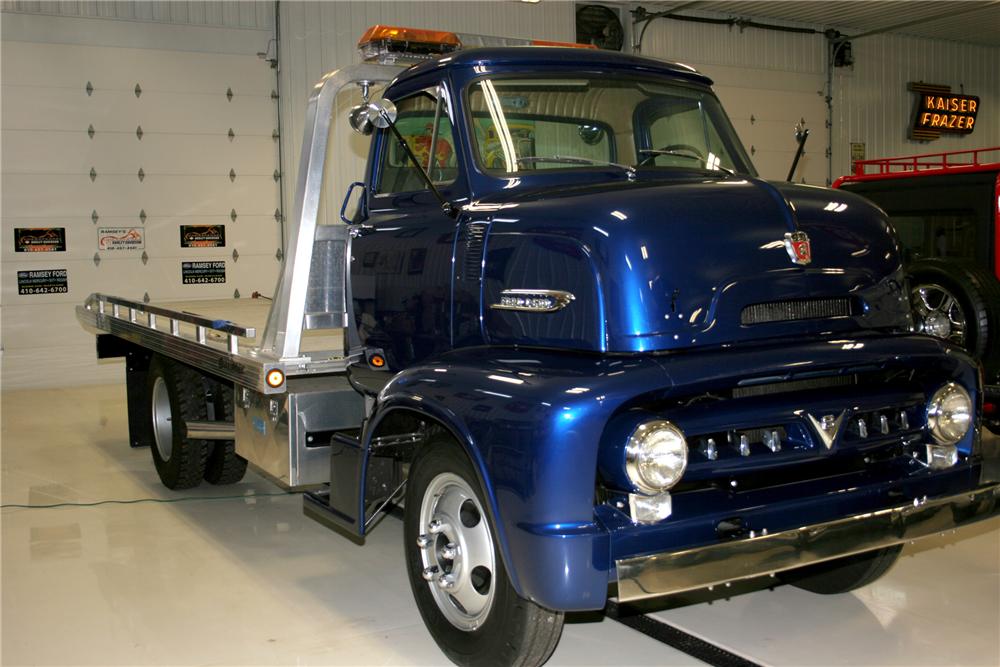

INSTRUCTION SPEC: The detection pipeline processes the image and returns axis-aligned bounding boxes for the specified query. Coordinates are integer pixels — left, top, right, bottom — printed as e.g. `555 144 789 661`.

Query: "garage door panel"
0 345 122 389
2 258 280 352
3 87 275 134
1 222 280 264
3 254 278 309
2 42 272 95
4 130 277 174
750 150 820 184
2 174 278 217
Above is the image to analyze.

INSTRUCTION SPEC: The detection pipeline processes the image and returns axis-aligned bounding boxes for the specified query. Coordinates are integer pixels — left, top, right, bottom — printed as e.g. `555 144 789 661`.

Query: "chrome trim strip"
490 289 576 313
615 483 1000 602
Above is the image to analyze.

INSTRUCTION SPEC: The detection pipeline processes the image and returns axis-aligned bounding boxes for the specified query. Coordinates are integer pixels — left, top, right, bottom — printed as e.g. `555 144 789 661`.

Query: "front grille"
733 374 857 399
741 297 854 325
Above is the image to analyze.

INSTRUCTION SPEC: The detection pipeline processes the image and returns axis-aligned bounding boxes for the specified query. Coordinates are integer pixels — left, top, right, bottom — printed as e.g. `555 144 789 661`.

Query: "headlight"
625 420 688 494
926 382 972 445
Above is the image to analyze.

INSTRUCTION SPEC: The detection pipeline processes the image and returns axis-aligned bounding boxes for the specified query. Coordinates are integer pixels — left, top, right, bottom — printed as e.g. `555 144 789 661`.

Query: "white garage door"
703 64 828 186
1 40 281 388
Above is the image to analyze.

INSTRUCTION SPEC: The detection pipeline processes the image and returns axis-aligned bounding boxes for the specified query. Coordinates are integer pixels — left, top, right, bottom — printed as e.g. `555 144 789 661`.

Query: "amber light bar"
358 25 599 64
358 25 462 63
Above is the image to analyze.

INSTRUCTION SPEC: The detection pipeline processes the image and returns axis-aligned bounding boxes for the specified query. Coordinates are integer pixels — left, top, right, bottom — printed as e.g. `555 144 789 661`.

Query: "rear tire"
779 545 902 594
908 260 1000 372
404 439 564 666
203 383 247 485
146 355 209 490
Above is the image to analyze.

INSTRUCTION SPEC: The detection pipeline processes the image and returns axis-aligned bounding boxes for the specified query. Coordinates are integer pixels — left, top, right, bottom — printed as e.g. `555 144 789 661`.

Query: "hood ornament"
784 231 812 265
807 411 845 449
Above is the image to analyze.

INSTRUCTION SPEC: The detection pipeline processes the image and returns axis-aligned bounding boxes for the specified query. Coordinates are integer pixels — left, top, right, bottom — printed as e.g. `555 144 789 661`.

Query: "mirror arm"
379 109 458 219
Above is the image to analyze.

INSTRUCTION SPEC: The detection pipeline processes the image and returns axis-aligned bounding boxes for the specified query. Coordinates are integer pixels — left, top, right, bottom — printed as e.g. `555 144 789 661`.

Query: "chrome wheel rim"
911 283 967 347
416 472 496 631
151 376 173 460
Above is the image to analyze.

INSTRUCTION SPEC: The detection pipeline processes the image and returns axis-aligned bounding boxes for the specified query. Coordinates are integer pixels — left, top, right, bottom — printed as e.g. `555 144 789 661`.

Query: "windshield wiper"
636 149 736 175
515 155 636 179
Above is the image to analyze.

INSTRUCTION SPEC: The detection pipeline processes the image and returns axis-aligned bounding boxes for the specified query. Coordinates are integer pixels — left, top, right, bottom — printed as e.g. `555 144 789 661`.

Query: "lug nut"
441 543 458 560
422 565 439 581
428 519 447 534
416 534 432 549
437 574 456 590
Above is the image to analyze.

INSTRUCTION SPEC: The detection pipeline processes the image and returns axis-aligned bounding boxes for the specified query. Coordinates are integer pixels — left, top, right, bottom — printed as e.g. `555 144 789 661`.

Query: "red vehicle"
834 147 1000 421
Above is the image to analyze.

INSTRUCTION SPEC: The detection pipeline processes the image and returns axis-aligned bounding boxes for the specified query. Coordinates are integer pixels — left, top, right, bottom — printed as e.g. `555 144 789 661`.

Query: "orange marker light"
266 369 285 388
369 354 386 368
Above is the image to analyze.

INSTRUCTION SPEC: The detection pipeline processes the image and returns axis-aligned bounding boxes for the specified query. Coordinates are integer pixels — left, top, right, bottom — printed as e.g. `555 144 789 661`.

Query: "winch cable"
605 599 764 667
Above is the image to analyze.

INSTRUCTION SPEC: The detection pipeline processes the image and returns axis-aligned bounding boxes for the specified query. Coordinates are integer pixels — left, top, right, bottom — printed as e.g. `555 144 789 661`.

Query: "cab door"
350 84 466 370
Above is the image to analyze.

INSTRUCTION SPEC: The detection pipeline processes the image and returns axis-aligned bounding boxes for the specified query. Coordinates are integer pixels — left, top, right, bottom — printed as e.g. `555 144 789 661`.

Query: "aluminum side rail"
260 62 403 364
78 293 313 395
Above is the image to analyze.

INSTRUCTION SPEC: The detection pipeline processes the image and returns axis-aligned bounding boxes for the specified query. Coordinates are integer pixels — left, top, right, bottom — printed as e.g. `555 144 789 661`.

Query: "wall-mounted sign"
909 82 980 140
17 269 68 295
98 227 144 251
15 227 65 252
182 261 226 284
180 225 225 248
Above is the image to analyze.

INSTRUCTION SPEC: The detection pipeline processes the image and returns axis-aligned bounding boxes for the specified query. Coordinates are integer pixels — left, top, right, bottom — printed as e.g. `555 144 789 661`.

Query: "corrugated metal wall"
833 33 1000 177
0 1 273 29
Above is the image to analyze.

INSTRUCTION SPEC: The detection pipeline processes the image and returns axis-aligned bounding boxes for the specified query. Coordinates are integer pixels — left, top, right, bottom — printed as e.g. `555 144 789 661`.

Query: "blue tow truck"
78 25 1000 666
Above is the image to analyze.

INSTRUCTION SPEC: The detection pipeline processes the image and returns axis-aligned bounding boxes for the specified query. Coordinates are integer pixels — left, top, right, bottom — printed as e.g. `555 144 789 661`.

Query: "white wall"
1 6 281 389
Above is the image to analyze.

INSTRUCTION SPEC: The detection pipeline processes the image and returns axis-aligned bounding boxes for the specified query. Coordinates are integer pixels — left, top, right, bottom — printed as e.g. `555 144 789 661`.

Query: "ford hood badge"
784 231 812 265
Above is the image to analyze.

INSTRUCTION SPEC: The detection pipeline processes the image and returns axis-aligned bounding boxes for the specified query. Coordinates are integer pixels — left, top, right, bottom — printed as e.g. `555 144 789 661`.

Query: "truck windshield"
467 76 755 177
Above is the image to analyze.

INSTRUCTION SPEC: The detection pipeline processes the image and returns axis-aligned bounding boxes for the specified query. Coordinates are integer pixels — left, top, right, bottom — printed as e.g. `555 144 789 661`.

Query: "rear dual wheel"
404 440 564 666
146 355 245 489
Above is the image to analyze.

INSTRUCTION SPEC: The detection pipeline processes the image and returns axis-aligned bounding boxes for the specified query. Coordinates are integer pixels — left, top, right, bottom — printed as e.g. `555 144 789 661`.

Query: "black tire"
146 355 209 490
404 440 564 667
908 259 1000 374
203 382 247 485
778 545 902 594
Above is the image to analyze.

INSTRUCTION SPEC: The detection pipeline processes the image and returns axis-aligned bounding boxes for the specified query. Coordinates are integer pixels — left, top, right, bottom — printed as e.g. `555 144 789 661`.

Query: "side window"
376 89 456 194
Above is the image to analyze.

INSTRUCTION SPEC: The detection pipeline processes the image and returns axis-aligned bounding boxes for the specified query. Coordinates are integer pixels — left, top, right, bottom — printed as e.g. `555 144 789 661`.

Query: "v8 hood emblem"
807 411 845 449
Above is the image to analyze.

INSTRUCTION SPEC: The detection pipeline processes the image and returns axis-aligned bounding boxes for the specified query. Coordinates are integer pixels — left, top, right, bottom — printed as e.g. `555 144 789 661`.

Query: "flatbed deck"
76 294 349 394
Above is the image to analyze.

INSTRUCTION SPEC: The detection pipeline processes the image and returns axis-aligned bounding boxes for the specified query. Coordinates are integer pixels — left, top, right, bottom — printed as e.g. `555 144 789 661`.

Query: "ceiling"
630 1 1000 47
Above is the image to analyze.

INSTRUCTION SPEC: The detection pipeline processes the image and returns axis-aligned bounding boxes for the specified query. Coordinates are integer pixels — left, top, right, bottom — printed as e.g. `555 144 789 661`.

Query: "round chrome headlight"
927 382 972 445
625 420 688 494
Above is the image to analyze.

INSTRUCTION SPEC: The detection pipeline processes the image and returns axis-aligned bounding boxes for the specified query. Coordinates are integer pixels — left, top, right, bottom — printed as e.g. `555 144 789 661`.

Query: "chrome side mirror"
348 98 398 135
348 104 374 135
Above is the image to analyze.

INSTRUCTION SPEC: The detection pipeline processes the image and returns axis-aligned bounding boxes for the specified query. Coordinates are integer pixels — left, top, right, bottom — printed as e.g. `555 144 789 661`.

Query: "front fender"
367 348 671 611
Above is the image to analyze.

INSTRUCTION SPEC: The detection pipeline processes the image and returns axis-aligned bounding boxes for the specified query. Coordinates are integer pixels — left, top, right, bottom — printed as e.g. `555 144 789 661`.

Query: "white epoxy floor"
2 383 998 666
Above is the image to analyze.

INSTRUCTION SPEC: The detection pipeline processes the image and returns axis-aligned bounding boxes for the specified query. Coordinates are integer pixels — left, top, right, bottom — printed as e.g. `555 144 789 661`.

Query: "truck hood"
475 174 911 353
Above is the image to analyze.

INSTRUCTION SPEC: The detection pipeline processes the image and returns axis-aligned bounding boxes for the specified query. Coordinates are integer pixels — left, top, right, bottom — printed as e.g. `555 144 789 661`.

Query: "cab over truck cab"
78 27 1000 667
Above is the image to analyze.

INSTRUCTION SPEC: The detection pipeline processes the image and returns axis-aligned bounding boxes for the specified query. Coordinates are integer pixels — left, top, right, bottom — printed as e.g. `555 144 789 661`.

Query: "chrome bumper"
616 483 1000 602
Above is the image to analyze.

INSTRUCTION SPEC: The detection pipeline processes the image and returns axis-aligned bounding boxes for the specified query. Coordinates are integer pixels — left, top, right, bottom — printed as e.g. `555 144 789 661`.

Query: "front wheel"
778 545 902 594
404 440 564 666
